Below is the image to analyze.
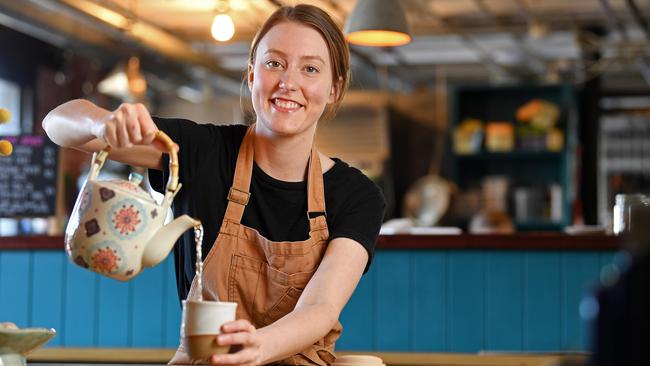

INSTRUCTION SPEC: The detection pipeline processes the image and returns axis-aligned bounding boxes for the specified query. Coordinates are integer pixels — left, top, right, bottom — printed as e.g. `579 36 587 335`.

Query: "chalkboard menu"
0 135 58 216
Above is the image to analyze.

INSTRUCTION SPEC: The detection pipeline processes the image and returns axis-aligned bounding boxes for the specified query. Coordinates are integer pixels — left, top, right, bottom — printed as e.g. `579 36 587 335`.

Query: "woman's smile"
270 97 304 113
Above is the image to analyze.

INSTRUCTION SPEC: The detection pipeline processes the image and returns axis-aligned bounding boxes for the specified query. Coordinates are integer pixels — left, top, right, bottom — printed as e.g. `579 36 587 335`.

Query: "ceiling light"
211 13 234 42
344 0 411 47
98 56 147 101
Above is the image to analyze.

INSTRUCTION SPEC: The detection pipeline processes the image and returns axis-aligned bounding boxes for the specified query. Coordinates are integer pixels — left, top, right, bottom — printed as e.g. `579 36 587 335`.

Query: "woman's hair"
245 4 350 121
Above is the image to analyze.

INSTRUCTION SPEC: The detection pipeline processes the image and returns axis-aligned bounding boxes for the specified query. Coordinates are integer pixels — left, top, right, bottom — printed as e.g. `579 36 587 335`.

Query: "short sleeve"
328 175 386 272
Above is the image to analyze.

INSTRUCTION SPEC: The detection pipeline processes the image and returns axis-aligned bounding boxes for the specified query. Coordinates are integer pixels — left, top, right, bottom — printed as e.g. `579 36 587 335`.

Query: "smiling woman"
41 3 385 366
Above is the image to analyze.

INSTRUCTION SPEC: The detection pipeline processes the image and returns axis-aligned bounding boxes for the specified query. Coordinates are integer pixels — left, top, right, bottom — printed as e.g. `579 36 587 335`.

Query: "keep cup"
181 300 237 359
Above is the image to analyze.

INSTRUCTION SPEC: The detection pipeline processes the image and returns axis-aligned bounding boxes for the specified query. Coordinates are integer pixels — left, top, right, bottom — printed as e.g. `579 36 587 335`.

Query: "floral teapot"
65 131 200 281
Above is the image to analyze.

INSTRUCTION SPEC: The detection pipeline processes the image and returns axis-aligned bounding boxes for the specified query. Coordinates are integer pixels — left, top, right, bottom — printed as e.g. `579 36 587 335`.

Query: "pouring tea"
64 130 200 281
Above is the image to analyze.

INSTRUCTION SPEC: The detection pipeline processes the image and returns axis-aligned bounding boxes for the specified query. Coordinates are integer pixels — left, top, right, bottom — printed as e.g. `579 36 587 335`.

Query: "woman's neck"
253 124 315 182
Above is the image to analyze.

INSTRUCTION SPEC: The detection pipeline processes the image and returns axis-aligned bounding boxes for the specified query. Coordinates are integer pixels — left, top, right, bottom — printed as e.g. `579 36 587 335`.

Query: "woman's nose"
278 71 297 91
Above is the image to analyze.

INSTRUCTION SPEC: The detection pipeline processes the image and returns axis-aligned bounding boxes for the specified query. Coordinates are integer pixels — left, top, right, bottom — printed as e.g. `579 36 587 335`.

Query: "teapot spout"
142 215 201 268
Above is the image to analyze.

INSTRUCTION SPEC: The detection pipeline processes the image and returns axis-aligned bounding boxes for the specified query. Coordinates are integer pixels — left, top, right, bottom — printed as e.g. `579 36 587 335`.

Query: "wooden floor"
28 348 589 366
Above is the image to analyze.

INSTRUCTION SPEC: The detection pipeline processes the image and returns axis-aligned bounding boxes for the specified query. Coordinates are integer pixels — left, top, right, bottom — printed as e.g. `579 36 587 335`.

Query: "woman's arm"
211 237 368 365
42 99 166 169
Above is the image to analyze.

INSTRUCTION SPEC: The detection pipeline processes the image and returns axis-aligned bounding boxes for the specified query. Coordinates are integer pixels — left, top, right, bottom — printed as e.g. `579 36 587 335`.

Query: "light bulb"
211 13 234 42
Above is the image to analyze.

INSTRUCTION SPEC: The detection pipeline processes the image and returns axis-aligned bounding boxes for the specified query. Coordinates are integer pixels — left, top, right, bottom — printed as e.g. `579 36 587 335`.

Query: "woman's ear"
247 63 254 91
328 76 343 104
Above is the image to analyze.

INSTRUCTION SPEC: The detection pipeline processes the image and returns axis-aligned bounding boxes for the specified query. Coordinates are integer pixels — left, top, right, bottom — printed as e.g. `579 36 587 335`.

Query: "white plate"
0 327 56 356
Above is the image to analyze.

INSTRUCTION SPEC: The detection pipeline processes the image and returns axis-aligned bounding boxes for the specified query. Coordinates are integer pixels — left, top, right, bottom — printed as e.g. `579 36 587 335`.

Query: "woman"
43 4 385 366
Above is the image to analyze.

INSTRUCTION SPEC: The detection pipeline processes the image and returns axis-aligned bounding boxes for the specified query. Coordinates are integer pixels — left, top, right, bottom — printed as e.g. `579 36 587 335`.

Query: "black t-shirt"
148 118 386 301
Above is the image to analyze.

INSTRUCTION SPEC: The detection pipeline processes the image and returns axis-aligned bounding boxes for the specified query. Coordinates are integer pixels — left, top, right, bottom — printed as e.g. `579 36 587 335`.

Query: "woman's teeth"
273 98 301 109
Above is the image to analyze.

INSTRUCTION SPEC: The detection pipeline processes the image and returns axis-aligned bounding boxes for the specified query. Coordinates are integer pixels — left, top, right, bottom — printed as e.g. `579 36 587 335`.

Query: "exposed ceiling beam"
474 0 546 76
58 0 234 77
412 0 518 81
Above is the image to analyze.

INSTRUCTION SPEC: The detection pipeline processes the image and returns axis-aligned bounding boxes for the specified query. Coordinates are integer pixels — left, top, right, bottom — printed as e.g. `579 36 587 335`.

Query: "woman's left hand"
210 319 261 366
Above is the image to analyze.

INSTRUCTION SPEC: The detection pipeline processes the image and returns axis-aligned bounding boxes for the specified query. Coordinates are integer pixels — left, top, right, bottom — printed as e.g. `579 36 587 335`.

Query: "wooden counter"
28 348 589 366
1 233 621 251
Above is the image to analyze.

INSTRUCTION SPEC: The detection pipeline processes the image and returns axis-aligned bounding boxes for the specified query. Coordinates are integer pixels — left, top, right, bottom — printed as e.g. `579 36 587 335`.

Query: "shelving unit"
448 84 578 231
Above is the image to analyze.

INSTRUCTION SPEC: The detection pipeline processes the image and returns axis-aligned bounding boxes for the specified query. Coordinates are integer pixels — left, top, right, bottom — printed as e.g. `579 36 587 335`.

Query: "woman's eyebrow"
264 48 325 64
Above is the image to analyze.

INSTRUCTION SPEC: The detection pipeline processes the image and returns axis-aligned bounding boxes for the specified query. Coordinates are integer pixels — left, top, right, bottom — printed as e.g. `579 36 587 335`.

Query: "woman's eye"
305 66 319 73
266 60 281 68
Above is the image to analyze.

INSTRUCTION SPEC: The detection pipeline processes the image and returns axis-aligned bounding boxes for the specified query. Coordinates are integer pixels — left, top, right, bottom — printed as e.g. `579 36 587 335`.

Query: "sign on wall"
0 135 58 216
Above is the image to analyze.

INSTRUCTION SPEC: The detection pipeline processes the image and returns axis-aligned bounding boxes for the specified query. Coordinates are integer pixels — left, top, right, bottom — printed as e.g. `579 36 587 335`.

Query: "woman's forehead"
256 21 331 63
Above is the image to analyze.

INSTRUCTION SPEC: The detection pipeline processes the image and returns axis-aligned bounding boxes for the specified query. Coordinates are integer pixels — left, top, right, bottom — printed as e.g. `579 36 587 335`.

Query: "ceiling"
1 0 650 95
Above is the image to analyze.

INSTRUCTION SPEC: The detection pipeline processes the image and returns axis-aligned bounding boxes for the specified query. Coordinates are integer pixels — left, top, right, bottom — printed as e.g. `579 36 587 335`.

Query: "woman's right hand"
98 103 171 152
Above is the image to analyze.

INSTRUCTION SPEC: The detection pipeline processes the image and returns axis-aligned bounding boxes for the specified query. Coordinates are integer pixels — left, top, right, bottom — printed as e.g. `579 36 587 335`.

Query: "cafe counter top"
27 348 588 366
1 233 620 251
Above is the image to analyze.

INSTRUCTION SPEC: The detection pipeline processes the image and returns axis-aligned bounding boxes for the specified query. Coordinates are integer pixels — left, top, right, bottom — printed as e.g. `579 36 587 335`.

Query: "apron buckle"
228 187 251 205
308 211 327 219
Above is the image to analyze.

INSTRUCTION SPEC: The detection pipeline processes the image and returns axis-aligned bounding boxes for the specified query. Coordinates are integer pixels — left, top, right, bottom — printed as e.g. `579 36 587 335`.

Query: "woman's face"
248 21 336 137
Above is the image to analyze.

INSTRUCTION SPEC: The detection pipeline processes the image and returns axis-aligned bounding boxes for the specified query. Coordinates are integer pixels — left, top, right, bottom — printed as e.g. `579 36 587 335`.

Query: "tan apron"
186 125 341 365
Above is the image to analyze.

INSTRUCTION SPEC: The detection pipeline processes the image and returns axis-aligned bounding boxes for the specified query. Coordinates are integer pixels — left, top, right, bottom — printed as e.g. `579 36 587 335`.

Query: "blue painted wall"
0 249 614 352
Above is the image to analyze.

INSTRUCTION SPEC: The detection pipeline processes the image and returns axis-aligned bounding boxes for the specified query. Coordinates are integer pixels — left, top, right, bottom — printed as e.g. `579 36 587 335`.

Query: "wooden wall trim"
376 233 620 250
1 234 621 251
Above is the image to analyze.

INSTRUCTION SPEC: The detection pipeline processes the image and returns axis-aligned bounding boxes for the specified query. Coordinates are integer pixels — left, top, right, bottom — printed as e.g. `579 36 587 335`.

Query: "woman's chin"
259 118 307 136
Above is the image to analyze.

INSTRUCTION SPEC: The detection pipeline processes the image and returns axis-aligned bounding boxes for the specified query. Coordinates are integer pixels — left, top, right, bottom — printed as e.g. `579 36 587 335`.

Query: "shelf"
515 220 565 232
456 151 564 162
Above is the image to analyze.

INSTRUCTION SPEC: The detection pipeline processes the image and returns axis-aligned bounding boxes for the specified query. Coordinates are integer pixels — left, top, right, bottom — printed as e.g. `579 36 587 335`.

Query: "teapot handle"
88 130 180 193
154 130 180 193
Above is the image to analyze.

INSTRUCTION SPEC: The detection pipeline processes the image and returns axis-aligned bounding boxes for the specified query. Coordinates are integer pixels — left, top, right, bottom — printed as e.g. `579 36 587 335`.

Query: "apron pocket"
260 286 303 326
228 254 263 320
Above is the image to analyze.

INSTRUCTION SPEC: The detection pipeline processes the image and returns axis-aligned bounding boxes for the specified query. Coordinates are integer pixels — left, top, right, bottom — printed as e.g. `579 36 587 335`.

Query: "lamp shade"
344 0 411 47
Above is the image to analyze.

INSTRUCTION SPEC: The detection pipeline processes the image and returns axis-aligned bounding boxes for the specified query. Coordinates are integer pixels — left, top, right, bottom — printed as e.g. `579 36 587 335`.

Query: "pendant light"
211 0 234 42
344 0 411 47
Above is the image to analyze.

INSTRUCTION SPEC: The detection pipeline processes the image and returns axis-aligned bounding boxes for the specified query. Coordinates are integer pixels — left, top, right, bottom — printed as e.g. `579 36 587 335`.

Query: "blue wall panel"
0 248 616 352
374 251 410 351
31 252 64 346
63 261 98 346
0 252 32 328
131 264 165 347
411 252 446 351
447 252 485 352
485 251 523 351
524 252 561 350
561 252 600 350
97 276 130 346
163 255 181 348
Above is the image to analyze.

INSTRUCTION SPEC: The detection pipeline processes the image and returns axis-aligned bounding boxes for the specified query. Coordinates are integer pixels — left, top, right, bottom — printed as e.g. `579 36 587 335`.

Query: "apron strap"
224 124 328 232
306 147 327 232
224 125 255 223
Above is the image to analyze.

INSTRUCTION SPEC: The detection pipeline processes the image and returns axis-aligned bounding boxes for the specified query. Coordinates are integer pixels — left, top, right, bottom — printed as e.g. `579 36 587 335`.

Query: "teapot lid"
101 172 158 205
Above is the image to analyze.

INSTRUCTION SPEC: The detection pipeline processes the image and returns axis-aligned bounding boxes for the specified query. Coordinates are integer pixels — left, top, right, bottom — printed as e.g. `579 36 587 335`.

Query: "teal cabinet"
448 84 578 231
0 247 613 352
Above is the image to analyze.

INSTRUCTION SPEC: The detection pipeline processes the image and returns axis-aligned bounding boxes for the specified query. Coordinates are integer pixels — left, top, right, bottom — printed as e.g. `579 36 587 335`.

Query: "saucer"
0 327 56 356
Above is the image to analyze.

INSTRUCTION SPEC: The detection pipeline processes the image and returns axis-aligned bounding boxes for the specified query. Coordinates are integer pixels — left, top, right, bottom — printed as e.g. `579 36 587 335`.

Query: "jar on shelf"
613 193 650 258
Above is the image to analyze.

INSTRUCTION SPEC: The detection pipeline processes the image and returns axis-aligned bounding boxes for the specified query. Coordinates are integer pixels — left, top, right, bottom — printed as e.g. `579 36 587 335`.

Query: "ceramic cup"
332 355 385 366
181 300 237 359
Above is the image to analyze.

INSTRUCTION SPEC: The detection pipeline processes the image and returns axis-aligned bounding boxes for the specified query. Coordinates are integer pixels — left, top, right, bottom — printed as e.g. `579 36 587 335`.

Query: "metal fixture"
344 0 411 47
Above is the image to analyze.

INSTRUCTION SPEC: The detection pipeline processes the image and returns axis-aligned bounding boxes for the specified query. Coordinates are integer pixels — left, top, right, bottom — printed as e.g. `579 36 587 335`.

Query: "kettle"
64 131 200 281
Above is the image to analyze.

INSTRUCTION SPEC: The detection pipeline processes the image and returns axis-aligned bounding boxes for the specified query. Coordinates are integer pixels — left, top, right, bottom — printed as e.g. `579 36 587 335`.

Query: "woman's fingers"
210 348 258 366
221 320 255 334
209 320 259 366
217 331 255 347
136 103 157 145
100 103 158 149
